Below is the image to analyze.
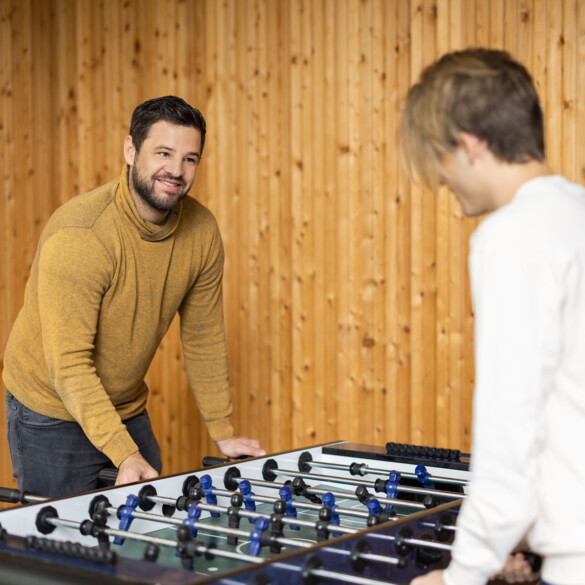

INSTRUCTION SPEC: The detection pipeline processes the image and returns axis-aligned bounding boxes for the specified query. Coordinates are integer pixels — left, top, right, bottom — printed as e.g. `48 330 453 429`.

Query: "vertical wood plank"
561 0 577 178
332 0 352 444
0 0 16 489
370 0 386 446
577 0 585 184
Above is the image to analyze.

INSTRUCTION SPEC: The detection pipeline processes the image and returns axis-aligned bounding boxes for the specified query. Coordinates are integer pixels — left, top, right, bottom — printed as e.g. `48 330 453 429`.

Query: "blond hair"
400 49 545 188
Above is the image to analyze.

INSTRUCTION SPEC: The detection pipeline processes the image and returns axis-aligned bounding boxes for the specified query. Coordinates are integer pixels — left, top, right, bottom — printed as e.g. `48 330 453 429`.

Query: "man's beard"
130 163 188 213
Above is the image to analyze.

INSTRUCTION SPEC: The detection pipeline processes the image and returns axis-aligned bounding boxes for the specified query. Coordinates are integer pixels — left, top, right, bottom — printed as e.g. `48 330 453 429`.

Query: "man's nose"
166 157 183 178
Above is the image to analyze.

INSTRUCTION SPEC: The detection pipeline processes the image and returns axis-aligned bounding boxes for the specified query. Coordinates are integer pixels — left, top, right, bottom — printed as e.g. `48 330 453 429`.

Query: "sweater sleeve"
179 222 234 441
38 228 139 466
444 232 559 585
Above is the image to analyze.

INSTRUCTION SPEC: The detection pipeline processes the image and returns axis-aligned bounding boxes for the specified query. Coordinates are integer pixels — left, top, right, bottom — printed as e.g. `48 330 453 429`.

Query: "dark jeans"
6 391 162 498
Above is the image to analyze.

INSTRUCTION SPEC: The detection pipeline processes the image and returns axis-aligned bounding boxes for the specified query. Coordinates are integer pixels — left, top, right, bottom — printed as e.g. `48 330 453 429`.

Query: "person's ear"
123 135 137 166
458 132 485 165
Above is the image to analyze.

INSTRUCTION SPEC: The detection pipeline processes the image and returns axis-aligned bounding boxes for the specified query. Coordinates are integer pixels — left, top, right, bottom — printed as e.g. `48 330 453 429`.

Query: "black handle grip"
98 467 118 486
523 552 542 573
201 455 252 467
0 486 25 504
202 456 230 467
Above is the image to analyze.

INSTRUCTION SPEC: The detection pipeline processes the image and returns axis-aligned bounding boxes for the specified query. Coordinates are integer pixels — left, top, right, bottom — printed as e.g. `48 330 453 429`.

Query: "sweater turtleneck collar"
115 164 182 242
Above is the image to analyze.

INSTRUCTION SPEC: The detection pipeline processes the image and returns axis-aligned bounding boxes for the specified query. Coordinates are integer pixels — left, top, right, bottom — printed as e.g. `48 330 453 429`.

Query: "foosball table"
0 441 472 585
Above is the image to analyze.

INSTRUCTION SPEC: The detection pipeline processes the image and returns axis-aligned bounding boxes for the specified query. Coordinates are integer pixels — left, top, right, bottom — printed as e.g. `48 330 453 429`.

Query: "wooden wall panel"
1 0 585 492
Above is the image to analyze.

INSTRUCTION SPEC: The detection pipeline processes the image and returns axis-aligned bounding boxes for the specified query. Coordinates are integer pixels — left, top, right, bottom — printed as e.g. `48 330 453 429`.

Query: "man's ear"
123 135 136 166
458 132 485 165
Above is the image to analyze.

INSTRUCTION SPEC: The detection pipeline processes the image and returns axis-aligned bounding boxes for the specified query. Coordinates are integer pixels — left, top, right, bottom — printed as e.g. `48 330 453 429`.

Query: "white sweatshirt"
444 176 585 585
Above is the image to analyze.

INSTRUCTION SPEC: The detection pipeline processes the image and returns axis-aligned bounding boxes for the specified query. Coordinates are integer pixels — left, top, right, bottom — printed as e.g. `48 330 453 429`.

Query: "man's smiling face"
125 120 202 222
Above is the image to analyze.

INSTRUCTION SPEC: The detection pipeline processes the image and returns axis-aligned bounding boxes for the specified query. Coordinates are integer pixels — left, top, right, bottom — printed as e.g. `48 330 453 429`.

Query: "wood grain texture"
1 0 585 491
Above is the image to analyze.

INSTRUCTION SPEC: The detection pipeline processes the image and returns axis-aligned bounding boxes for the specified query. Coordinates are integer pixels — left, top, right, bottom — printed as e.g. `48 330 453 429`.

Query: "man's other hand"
216 436 266 459
115 451 159 486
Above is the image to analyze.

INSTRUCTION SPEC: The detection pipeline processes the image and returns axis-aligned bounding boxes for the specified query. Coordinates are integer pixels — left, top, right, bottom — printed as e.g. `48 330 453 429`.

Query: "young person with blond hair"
402 49 585 585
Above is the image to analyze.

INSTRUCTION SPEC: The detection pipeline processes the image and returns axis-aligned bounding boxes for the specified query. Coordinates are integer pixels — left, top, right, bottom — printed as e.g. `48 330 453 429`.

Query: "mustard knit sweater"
3 166 233 466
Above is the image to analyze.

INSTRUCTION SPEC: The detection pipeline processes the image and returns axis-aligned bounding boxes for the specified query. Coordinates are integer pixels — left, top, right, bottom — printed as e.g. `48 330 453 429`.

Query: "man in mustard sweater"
3 96 265 497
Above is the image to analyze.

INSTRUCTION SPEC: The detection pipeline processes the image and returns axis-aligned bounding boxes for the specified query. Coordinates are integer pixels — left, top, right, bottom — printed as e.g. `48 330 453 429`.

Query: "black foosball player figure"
268 499 286 552
226 493 244 546
3 95 265 499
401 48 585 585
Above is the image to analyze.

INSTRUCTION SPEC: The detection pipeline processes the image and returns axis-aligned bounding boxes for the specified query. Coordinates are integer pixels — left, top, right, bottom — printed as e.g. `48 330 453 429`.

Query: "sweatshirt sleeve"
179 221 234 441
444 230 559 585
38 228 139 466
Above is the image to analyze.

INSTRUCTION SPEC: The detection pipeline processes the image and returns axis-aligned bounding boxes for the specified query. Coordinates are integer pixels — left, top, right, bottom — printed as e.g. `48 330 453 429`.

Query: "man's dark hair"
129 96 207 154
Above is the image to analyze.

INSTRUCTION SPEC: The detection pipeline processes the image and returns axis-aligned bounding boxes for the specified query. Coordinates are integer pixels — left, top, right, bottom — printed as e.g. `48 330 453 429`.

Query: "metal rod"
104 525 265 564
401 537 452 552
109 504 318 549
307 460 467 487
309 568 400 585
367 531 453 553
48 512 268 564
239 476 427 510
210 487 373 519
270 561 401 585
419 520 457 533
323 546 402 567
137 498 359 536
265 468 465 500
148 488 372 520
